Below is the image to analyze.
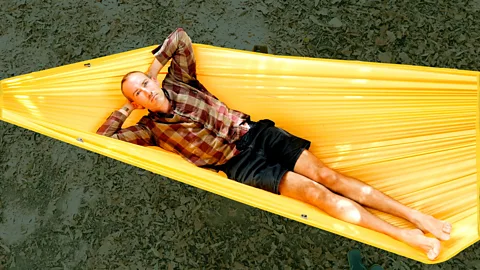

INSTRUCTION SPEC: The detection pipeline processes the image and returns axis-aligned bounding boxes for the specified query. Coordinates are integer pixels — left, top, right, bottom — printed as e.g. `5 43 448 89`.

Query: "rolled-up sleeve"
151 28 197 84
96 110 155 146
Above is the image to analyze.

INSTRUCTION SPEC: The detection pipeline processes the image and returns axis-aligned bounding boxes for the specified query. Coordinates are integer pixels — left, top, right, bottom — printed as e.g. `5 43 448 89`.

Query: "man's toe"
443 222 452 233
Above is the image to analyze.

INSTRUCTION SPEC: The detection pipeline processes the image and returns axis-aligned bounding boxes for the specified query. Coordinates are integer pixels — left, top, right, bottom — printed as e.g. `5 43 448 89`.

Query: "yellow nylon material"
0 44 478 264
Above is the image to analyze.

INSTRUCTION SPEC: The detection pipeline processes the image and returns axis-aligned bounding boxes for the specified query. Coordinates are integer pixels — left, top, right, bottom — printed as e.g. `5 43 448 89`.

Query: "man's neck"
151 96 171 114
162 98 172 113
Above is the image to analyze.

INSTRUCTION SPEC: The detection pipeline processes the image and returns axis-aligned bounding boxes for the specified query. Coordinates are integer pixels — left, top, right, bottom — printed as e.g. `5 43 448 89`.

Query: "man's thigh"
258 126 311 171
220 146 289 195
278 170 331 205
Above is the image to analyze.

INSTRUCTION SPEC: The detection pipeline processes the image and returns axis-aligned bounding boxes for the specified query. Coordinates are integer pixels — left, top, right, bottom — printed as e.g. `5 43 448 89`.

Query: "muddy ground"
1 0 480 269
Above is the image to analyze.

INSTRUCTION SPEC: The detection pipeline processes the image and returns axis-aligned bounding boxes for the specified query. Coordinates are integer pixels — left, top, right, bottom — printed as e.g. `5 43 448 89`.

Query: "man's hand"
119 100 143 117
126 100 144 110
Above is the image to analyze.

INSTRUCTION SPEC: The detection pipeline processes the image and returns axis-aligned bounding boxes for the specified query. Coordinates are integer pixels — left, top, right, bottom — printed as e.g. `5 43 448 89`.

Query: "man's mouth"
151 93 157 102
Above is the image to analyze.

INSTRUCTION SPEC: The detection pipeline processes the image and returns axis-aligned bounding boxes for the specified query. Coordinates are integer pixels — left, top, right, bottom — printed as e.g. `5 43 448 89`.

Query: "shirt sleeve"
96 110 156 146
152 27 197 84
151 28 220 100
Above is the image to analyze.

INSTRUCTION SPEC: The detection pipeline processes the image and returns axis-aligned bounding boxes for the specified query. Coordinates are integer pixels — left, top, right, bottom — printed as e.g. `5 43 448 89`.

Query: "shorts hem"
273 167 290 195
286 140 311 171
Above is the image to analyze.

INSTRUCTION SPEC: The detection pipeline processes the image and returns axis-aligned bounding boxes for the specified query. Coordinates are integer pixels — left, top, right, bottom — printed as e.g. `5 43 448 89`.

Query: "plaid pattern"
96 28 251 167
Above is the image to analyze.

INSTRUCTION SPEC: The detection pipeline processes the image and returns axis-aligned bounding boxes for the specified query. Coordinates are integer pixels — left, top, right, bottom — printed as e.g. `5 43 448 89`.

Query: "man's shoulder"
137 114 154 125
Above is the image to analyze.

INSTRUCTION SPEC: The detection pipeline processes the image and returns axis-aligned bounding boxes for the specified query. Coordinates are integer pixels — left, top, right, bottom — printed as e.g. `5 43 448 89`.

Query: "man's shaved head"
120 71 166 112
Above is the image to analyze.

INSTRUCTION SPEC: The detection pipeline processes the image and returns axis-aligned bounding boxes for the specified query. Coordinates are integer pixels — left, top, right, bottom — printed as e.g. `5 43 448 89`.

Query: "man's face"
122 72 165 112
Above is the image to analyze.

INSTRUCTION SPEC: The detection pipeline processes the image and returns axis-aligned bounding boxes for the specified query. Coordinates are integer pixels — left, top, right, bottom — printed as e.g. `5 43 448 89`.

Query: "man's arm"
149 28 220 99
149 28 196 83
146 57 164 81
96 102 155 146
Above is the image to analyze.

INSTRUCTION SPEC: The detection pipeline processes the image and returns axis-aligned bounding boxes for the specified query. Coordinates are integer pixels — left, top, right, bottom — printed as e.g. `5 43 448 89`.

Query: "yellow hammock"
0 43 478 264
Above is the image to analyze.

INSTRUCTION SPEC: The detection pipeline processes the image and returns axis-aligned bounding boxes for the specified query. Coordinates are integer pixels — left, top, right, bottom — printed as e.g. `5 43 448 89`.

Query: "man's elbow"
95 130 114 138
96 129 107 136
176 28 190 40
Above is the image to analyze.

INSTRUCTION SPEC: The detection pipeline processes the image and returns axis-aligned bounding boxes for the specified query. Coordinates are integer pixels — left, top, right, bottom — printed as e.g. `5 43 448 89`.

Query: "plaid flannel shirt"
96 28 251 167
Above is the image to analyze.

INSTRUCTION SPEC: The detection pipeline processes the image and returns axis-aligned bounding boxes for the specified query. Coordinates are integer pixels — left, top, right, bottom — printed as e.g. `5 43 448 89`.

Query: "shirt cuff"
111 109 128 121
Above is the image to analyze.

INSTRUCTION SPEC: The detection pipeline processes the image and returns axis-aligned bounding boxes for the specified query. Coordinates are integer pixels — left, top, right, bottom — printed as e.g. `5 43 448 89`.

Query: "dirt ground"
1 0 480 269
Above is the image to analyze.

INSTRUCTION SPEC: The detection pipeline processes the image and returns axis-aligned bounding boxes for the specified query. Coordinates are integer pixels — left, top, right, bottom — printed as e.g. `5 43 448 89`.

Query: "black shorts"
218 119 311 195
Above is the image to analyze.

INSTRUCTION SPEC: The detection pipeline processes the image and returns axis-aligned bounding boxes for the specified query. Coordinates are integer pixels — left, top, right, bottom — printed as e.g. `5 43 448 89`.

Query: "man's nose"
141 87 153 95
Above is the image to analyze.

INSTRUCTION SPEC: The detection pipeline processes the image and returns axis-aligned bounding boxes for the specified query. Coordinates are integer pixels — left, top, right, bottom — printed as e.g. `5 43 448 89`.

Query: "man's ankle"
408 209 423 225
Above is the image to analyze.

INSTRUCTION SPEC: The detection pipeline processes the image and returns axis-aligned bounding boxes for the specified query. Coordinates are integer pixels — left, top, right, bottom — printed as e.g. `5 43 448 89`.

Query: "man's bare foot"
401 229 441 260
411 211 452 241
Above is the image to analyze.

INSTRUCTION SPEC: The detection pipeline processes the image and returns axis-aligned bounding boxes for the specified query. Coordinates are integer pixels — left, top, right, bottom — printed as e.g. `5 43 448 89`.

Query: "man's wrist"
148 72 157 81
119 105 133 116
118 109 128 116
147 58 163 78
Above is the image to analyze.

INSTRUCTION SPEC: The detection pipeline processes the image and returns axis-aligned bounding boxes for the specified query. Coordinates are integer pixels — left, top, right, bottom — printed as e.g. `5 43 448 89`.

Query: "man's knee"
304 182 348 214
303 180 331 205
315 167 340 187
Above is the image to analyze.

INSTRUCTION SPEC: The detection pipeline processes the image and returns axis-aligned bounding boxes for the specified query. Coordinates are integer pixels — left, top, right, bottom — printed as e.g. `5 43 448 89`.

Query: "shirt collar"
148 88 175 118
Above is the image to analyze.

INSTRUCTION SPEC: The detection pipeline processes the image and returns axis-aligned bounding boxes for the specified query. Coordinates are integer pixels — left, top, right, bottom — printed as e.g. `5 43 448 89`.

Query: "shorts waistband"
235 119 274 150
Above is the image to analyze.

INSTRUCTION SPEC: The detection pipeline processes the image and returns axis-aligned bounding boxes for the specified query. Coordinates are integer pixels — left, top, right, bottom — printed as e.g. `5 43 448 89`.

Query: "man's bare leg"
278 171 441 260
292 150 452 241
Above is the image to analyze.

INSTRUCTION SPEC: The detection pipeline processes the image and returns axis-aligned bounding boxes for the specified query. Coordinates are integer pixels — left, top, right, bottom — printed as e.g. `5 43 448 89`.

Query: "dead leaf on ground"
378 51 392 62
328 17 343 28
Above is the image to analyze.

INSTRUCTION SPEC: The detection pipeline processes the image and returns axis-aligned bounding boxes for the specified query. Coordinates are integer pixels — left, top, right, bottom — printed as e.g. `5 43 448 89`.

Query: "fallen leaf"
378 51 392 62
174 207 183 218
257 3 268 15
277 233 286 242
399 52 411 63
305 236 315 245
151 247 162 258
98 25 110 36
0 243 10 253
165 208 173 219
304 257 312 267
310 15 321 26
318 8 329 15
328 17 343 28
162 231 175 241
375 36 387 46
341 48 352 56
194 218 203 231
386 31 396 43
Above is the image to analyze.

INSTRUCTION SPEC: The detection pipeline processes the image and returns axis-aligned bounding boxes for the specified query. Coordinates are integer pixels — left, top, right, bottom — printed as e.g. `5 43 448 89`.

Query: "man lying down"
97 28 452 260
